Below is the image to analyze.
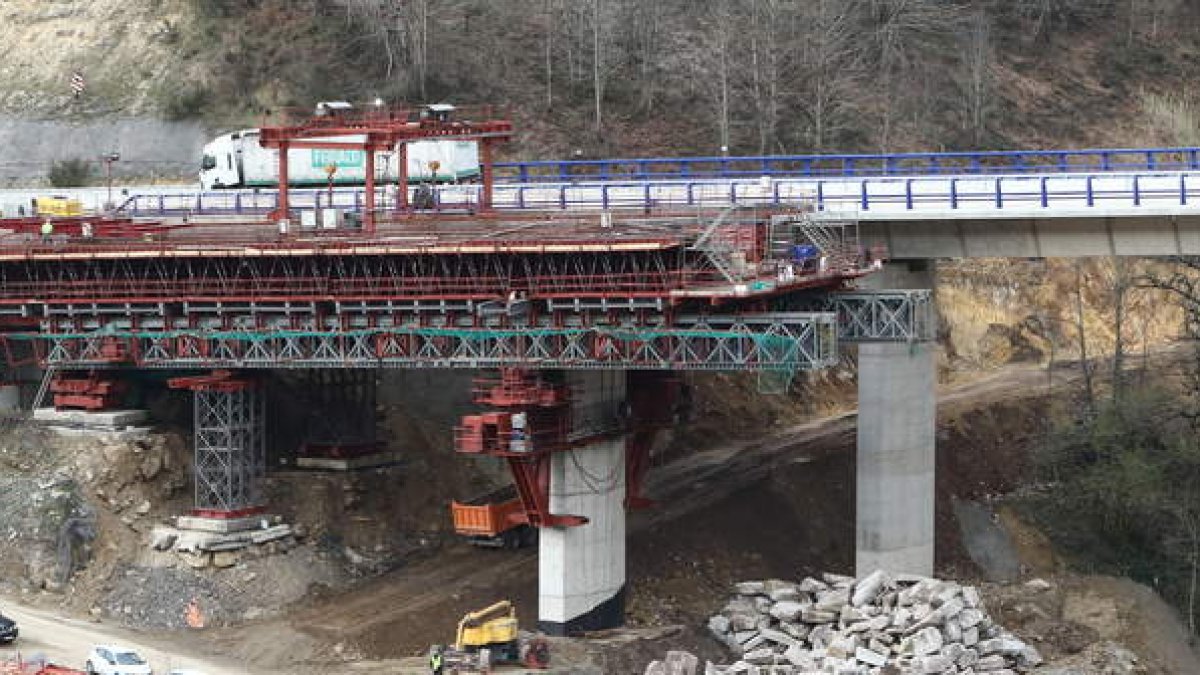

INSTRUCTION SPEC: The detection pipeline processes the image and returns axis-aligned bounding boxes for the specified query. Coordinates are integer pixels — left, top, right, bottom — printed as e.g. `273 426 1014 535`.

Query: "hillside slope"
2 1 1200 162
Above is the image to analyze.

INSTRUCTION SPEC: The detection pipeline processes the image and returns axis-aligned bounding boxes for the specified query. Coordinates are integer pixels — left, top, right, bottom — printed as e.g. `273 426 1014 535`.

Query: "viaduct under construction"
0 105 933 634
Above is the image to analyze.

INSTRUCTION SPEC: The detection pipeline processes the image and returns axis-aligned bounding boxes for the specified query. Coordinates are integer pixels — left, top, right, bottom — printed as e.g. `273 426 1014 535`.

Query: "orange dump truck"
451 485 537 549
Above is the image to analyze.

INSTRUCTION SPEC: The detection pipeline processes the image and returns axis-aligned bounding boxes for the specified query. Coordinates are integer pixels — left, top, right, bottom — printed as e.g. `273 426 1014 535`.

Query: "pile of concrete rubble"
698 570 1043 674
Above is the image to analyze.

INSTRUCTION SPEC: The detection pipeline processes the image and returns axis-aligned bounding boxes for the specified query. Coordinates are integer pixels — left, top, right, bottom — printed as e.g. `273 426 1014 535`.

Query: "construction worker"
39 219 53 244
429 646 444 674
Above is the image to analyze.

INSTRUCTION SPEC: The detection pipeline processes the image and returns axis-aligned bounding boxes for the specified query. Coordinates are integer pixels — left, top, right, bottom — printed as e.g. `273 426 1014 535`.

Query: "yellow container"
36 196 83 216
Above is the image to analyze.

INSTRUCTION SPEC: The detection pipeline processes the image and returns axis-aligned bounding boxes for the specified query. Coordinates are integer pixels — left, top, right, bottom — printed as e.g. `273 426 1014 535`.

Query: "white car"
85 645 153 675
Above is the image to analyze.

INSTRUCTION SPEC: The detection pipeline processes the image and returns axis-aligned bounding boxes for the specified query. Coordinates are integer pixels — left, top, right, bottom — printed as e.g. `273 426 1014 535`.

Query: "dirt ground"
4 356 1198 673
172 357 1193 674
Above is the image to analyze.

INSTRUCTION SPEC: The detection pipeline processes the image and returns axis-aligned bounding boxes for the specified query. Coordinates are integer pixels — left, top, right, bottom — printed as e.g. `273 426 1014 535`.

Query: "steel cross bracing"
816 290 936 342
192 387 265 512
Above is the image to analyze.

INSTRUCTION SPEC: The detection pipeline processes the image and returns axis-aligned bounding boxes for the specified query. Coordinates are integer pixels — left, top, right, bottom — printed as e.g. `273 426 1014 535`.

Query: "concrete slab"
33 407 149 428
46 426 151 440
176 514 272 534
296 450 404 471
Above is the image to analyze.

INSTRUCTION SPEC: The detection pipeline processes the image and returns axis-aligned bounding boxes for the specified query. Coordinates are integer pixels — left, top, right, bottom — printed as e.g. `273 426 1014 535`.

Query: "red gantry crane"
257 103 513 235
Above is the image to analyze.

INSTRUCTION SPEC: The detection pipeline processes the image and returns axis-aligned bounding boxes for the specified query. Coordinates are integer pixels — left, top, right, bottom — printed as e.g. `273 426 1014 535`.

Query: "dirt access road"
0 601 258 674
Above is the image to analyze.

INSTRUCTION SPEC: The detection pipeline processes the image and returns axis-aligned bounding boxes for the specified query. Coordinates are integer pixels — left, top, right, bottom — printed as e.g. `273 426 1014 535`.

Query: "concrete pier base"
538 370 626 636
856 261 936 577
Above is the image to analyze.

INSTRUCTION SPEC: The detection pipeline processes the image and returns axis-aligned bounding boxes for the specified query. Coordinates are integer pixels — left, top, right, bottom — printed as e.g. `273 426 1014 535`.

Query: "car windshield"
201 154 216 170
113 652 145 665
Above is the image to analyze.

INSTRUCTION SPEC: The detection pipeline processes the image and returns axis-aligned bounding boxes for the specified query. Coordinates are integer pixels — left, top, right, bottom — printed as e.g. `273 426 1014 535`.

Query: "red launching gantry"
257 103 513 235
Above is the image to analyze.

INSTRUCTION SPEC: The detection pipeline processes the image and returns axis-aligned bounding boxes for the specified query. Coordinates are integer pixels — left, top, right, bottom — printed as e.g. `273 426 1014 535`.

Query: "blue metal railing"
493 147 1200 182
120 173 1200 218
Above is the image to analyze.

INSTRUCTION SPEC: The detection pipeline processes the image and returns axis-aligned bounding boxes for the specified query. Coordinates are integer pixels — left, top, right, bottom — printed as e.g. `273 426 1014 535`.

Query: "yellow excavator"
429 601 550 673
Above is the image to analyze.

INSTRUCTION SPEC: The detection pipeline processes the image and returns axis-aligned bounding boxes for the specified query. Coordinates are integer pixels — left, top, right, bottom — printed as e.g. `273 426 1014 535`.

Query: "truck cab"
198 132 244 189
0 610 17 643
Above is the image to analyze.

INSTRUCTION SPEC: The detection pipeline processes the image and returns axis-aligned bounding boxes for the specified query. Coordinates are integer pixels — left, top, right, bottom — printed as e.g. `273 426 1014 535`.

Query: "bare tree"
544 0 556 109
669 0 739 152
866 0 963 150
589 0 614 136
956 10 996 147
342 0 432 99
796 0 862 151
1073 260 1097 410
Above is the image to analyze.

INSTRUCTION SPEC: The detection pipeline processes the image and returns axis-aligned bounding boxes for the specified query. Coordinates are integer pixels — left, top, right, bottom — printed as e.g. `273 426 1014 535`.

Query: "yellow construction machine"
429 600 550 673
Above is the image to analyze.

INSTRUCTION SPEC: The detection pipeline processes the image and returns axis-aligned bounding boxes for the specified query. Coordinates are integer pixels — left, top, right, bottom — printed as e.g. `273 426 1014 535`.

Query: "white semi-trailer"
198 129 480 189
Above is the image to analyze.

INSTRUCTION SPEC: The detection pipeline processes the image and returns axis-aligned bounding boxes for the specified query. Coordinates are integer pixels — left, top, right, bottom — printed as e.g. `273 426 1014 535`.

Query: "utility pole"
102 152 120 211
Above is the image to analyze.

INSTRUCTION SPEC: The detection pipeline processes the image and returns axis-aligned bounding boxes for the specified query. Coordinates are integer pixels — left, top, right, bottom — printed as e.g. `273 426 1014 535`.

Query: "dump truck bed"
451 485 535 548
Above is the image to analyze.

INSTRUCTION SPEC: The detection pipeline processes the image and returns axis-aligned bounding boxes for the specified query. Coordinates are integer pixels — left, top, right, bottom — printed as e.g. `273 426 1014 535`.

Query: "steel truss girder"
193 387 266 512
33 313 838 372
820 290 935 342
0 249 694 303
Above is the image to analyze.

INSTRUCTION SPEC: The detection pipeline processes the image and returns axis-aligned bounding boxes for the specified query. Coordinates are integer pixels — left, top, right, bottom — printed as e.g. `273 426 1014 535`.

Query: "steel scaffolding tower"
169 372 265 514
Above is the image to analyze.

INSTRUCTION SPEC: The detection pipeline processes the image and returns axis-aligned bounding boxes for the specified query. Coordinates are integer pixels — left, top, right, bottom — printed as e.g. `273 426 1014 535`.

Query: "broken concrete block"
770 601 805 622
645 661 668 675
854 646 887 667
974 654 1007 670
801 607 838 624
742 647 776 665
822 572 856 587
904 627 943 657
852 570 887 607
666 651 699 675
958 608 984 629
962 585 981 608
826 634 858 659
798 577 828 594
736 581 767 596
915 654 952 674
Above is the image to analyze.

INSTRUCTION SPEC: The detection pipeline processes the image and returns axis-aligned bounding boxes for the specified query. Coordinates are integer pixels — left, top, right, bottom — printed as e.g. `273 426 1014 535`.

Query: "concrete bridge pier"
538 370 627 636
856 260 937 576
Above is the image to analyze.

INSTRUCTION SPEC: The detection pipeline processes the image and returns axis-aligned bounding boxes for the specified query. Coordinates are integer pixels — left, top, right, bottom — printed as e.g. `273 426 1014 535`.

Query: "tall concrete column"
856 261 936 576
538 370 626 636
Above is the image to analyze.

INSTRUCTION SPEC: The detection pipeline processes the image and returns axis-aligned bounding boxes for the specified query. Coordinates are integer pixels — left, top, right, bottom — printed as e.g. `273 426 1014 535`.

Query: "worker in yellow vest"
40 219 53 244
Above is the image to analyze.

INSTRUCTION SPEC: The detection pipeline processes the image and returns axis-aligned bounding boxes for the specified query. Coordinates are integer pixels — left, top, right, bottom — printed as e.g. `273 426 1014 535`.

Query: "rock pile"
704 571 1043 674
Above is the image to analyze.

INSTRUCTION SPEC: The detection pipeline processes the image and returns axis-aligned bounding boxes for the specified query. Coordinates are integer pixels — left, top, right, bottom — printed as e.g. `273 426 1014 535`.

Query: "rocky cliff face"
0 0 213 183
0 0 196 116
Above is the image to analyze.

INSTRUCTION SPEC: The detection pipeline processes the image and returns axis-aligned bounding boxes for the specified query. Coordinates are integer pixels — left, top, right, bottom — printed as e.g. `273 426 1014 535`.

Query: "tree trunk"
1075 261 1096 411
544 0 554 110
592 0 604 136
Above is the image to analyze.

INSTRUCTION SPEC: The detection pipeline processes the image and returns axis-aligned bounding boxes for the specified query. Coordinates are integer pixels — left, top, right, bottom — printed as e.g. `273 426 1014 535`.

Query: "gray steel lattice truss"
37 311 839 372
193 387 265 512
822 290 936 343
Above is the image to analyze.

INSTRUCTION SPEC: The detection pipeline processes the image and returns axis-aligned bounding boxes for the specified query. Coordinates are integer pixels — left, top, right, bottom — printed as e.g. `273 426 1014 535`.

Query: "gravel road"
0 597 256 675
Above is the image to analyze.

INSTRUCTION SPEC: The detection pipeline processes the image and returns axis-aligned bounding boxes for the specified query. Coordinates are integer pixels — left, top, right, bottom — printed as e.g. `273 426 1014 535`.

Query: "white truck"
199 104 480 189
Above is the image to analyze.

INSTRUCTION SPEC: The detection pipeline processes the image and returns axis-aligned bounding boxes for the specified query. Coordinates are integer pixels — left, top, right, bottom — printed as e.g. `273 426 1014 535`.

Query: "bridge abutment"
856 261 936 576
